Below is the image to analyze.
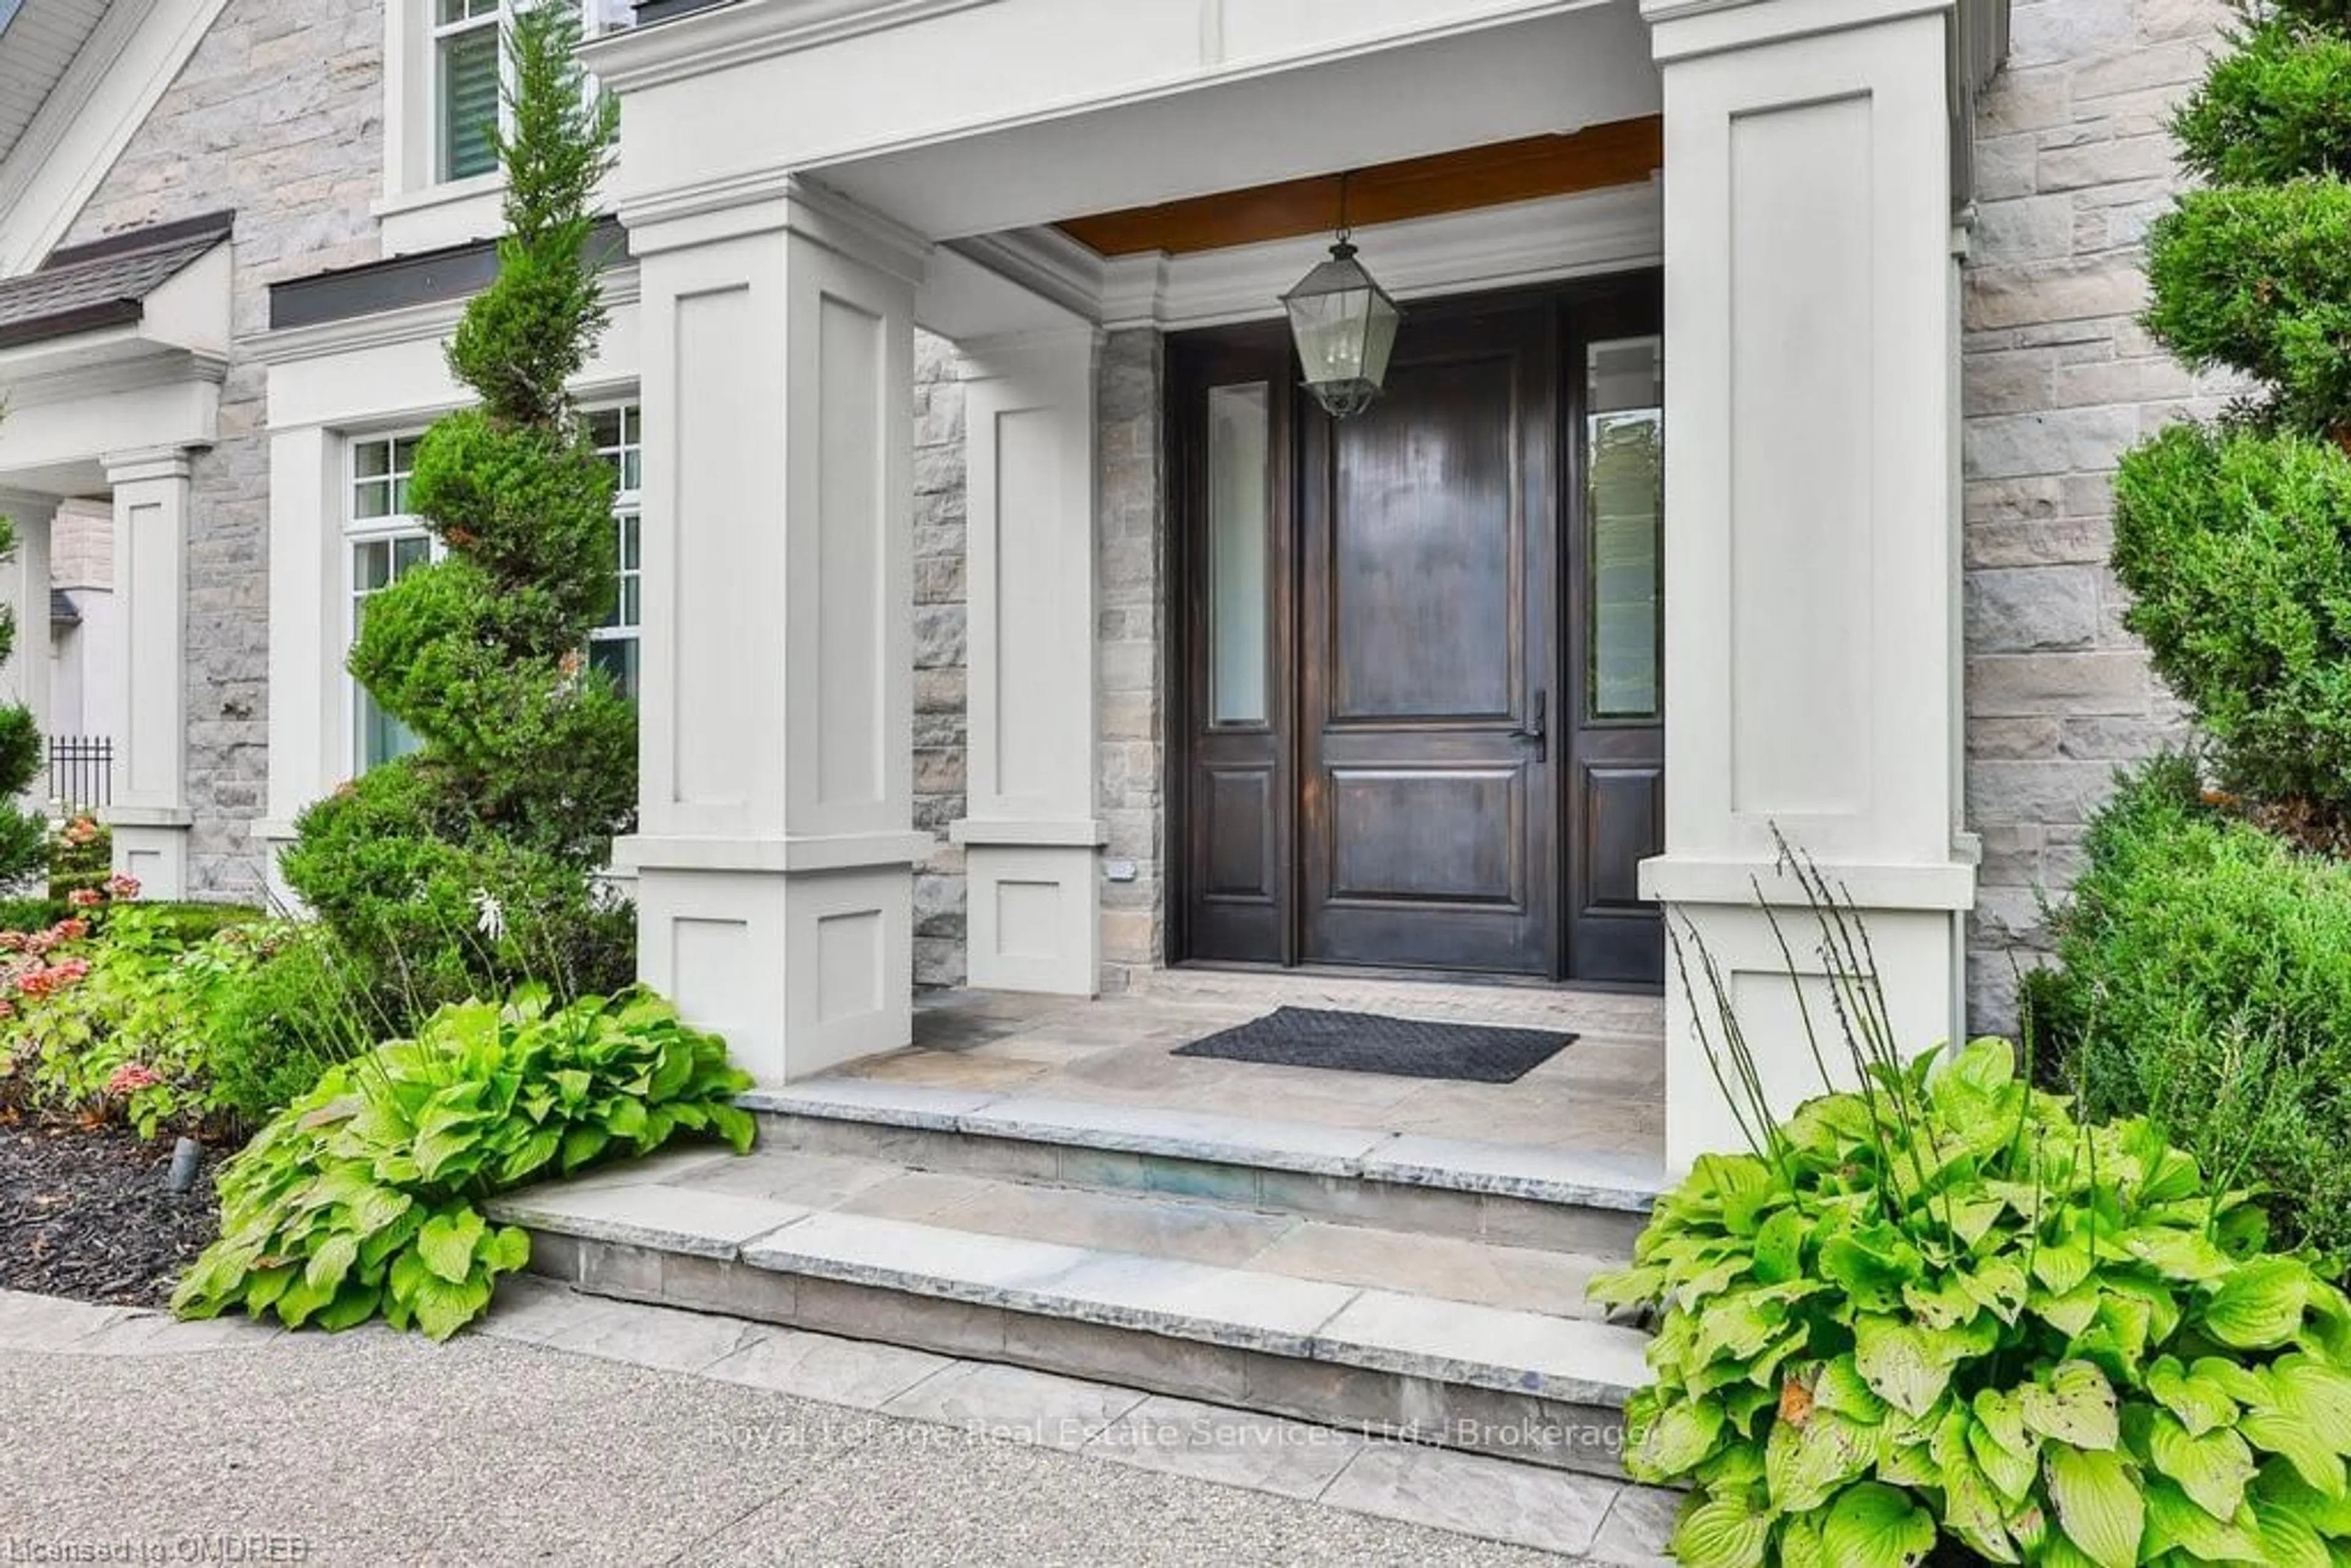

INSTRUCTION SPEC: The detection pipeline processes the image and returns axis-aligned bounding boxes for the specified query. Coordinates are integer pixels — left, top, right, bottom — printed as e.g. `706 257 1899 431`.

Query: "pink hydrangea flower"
66 887 102 909
103 874 140 901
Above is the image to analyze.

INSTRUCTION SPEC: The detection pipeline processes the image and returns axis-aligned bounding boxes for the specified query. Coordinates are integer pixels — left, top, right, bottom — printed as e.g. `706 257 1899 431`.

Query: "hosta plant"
1591 1035 2351 1567
173 986 752 1340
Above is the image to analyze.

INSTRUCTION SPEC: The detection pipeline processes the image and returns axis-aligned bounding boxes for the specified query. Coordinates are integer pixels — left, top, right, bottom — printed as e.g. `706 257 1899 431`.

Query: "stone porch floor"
830 970 1667 1165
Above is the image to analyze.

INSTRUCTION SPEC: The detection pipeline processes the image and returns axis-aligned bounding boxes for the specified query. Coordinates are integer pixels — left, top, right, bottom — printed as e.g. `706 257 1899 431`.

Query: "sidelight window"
1206 382 1272 726
1586 337 1663 722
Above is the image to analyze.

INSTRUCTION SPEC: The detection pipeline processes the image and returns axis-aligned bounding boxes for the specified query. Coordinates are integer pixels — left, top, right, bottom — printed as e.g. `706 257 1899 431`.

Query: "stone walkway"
0 1281 1677 1566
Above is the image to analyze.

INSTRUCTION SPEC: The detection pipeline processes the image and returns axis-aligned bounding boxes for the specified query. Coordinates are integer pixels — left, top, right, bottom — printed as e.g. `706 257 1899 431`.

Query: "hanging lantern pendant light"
1281 171 1403 419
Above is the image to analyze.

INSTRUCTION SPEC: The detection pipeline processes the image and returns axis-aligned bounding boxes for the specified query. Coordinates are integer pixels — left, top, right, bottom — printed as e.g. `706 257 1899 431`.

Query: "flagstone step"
741 1077 1663 1258
489 1145 1654 1476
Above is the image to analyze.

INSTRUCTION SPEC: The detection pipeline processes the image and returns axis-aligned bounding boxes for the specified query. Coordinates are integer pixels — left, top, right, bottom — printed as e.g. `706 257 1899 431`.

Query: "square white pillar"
1638 0 1977 1168
612 176 931 1087
951 328 1105 996
102 448 194 897
0 488 57 814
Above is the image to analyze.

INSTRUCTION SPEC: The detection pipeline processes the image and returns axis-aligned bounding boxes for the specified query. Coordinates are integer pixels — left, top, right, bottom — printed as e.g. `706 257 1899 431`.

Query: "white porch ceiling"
0 0 108 171
807 2 1658 242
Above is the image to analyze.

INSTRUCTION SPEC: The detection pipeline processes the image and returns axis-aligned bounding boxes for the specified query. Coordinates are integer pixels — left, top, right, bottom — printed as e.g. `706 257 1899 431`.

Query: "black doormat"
1172 1006 1575 1084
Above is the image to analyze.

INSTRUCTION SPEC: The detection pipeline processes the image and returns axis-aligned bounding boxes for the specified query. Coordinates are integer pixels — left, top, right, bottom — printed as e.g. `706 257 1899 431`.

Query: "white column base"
1648 861 1968 1172
623 835 924 1087
959 839 1102 996
108 809 192 900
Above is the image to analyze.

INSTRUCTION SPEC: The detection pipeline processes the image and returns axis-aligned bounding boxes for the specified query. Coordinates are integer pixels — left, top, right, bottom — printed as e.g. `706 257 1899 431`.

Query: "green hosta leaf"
560 1123 610 1174
1948 1196 2008 1250
2202 1258 2309 1350
1942 1449 2023 1564
1776 1510 1828 1568
2123 1226 2234 1285
408 1269 494 1343
2255 1463 2351 1535
2262 1354 2351 1455
301 1232 359 1296
604 1095 649 1142
1670 1493 1772 1568
1766 1406 1875 1512
1970 1418 2040 1502
1959 1256 2028 1325
1588 1263 1665 1309
1813 1356 1889 1424
708 1103 756 1155
1753 1208 1805 1285
1629 1396 1723 1480
1854 1316 1953 1419
2148 1408 2258 1521
2240 1408 2346 1499
479 1225 530 1276
417 1209 487 1286
2034 1242 2094 1297
2189 1356 2273 1408
1900 1273 1979 1333
1822 1232 1918 1316
2022 1361 2121 1452
313 1281 383 1334
2250 1493 2331 1568
1820 1482 1935 1568
2148 1356 2241 1438
2044 1444 2145 1568
2141 1476 2262 1564
2033 1281 2103 1338
496 1125 563 1187
272 1268 338 1330
1695 1289 1790 1365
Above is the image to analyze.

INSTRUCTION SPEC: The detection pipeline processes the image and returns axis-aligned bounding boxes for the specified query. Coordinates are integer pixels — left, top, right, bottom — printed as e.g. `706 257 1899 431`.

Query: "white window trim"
585 400 643 697
378 1 629 257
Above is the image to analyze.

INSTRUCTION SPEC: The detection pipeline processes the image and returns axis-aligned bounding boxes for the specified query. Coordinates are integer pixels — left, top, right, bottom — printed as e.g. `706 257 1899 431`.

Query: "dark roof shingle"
0 211 234 352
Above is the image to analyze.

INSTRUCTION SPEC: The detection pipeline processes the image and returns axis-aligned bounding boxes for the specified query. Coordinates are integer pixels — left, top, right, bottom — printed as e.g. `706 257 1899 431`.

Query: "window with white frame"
347 433 432 773
587 403 642 700
343 404 641 774
426 1 636 189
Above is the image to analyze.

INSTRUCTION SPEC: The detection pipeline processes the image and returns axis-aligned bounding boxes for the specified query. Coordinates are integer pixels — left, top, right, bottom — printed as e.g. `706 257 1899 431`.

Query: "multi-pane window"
348 435 431 772
344 406 641 775
431 2 635 187
433 0 502 182
587 404 642 700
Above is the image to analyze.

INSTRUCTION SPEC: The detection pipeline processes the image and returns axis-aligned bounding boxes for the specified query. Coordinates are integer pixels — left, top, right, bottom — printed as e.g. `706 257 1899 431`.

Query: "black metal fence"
48 735 111 812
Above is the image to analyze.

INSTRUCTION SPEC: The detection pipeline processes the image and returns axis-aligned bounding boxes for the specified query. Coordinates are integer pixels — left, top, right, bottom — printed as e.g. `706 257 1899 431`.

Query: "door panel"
1174 325 1297 964
1565 309 1667 984
1301 301 1559 975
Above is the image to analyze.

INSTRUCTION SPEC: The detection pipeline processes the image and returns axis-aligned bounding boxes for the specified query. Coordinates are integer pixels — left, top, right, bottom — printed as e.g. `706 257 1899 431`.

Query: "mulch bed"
0 1117 221 1307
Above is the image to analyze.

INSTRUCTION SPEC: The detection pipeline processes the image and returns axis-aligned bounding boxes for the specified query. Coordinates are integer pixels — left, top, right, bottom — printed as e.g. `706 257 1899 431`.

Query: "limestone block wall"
1959 0 2232 1025
911 329 970 987
1094 329 1167 994
61 0 385 899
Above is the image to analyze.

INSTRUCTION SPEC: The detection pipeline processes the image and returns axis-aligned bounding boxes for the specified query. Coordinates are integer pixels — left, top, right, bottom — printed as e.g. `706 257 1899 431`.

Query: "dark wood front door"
1172 278 1664 986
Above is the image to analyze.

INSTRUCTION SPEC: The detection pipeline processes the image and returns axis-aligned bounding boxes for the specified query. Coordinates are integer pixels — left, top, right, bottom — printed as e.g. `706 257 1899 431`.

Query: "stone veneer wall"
61 0 384 899
1959 0 2230 1026
911 329 969 988
1096 329 1167 993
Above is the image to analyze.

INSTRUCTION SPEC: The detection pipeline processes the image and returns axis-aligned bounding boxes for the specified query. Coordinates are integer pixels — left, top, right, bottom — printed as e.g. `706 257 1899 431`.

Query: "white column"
1638 0 1975 1167
102 448 194 896
612 176 931 1086
257 425 343 907
0 488 56 810
951 328 1104 995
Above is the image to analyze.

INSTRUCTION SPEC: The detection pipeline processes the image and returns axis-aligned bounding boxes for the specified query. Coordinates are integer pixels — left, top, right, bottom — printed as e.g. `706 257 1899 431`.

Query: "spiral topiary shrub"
284 5 632 1005
2115 0 2351 817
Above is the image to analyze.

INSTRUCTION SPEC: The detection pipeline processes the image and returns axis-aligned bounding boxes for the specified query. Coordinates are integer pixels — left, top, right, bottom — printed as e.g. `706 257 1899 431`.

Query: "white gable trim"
0 0 233 276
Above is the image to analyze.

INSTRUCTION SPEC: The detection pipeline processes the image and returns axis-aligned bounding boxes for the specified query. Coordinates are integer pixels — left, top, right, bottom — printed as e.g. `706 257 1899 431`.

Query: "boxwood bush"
2032 757 2351 1266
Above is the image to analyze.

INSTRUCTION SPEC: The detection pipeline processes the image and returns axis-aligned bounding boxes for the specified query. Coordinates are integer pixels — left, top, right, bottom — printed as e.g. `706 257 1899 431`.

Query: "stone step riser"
527 1231 1630 1479
751 1109 1649 1259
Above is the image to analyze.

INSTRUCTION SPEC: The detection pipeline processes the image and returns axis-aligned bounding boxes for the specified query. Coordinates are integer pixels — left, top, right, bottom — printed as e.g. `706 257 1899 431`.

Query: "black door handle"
1512 690 1548 762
